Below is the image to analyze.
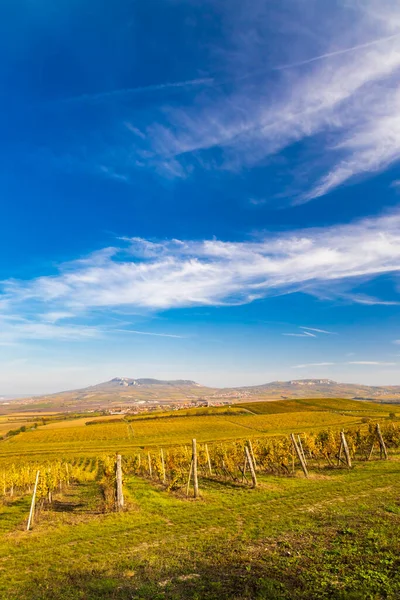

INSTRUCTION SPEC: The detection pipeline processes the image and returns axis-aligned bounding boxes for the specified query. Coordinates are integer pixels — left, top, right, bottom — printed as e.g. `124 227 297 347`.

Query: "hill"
237 379 400 401
4 377 400 412
85 377 200 390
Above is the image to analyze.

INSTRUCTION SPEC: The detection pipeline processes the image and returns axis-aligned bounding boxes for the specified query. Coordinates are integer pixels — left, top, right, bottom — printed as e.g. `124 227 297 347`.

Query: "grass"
0 459 399 599
1 397 399 599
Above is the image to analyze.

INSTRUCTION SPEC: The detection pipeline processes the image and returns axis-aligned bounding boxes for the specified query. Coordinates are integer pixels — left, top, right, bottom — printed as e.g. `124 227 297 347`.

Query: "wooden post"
65 463 70 486
116 454 124 510
368 436 375 461
241 455 248 483
148 452 152 478
137 453 141 471
27 470 40 531
186 459 193 496
376 424 388 460
160 448 166 483
337 440 343 466
192 439 199 498
205 444 213 476
245 446 257 488
340 431 352 468
297 435 307 466
290 434 309 477
247 440 257 471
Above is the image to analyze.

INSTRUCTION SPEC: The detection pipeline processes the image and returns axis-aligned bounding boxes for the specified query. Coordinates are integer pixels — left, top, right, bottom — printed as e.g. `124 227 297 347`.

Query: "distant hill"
85 377 200 390
237 378 400 400
3 377 400 412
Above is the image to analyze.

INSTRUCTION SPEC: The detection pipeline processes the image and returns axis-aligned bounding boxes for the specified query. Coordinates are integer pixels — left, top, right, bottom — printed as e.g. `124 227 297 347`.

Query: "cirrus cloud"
1 208 400 343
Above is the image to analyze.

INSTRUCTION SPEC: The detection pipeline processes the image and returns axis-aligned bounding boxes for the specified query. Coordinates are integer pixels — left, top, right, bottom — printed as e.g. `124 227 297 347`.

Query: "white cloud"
300 326 336 334
111 329 184 338
41 311 75 323
62 78 213 104
339 293 400 305
283 332 316 338
122 1 400 201
0 319 100 343
347 361 396 365
2 209 400 330
292 362 335 368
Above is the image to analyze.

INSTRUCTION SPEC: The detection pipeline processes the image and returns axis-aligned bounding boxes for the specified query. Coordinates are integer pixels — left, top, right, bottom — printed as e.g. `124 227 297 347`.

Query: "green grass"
0 459 399 599
1 397 399 599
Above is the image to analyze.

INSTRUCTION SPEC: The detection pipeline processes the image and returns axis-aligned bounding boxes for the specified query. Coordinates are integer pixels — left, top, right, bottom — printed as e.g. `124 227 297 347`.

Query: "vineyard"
2 421 399 520
1 401 400 599
0 396 392 459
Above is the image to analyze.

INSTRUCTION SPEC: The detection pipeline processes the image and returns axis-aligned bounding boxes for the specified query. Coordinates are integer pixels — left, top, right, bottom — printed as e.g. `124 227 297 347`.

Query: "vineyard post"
192 439 199 498
290 434 309 477
148 452 152 478
340 431 352 468
245 446 257 488
186 459 193 496
376 424 388 460
337 440 343 466
205 444 213 476
160 448 166 483
368 435 375 460
247 440 257 471
297 435 307 466
241 455 248 483
65 463 70 486
116 454 124 511
27 470 40 531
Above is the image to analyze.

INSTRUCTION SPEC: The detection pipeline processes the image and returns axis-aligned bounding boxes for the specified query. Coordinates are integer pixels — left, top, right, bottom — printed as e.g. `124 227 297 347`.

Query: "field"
0 398 399 599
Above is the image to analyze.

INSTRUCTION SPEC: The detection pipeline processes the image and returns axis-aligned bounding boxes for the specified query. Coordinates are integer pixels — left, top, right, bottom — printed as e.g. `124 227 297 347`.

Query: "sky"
2 0 400 394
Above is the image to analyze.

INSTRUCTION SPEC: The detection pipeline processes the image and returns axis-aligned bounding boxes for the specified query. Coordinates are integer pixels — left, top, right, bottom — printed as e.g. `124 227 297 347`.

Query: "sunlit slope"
0 397 396 459
241 397 394 414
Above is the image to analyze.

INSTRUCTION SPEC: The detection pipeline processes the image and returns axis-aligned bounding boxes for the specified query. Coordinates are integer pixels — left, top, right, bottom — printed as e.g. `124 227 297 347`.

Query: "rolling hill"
3 377 400 412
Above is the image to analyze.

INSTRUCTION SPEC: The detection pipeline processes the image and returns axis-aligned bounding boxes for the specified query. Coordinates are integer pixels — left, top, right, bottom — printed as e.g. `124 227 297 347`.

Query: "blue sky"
2 0 400 394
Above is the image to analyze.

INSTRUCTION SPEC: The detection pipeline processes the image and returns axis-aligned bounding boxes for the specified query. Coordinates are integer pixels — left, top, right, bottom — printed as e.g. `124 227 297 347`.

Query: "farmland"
0 397 399 599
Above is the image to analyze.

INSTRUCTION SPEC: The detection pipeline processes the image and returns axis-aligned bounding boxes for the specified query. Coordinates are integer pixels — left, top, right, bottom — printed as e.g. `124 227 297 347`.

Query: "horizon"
2 1 400 394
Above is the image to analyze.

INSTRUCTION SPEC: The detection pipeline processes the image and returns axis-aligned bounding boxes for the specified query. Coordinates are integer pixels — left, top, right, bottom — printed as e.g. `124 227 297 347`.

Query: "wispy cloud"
0 206 400 346
341 293 400 306
3 208 400 336
283 332 316 338
62 78 213 104
111 329 184 338
300 326 336 335
274 32 400 72
292 360 396 368
292 362 335 368
347 361 397 366
40 2 400 200
120 1 400 200
0 319 100 343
